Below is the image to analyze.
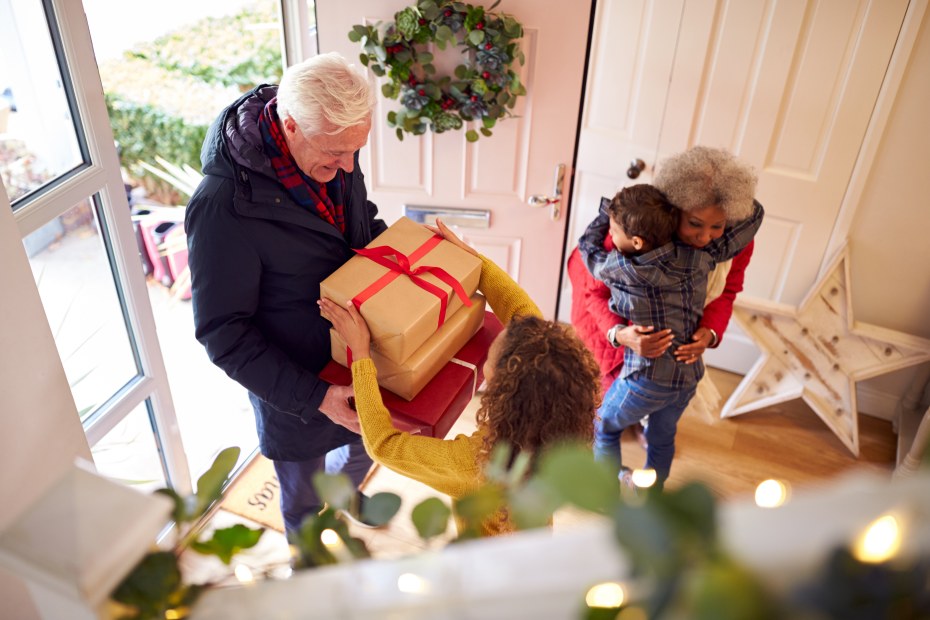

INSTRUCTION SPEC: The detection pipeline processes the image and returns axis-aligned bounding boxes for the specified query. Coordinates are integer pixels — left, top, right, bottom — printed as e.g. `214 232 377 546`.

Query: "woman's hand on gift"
674 327 714 364
426 218 479 257
318 298 372 360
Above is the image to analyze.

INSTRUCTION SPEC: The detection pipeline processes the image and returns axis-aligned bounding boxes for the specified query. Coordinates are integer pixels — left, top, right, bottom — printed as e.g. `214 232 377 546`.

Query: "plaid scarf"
258 98 346 233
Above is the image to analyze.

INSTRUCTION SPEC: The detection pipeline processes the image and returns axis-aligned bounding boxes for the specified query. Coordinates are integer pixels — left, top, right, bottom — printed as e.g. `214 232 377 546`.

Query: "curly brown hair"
475 315 602 468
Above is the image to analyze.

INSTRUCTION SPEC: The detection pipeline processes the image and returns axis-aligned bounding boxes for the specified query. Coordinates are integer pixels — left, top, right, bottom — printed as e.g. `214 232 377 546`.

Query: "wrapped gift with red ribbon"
330 294 486 400
320 216 482 365
319 311 504 438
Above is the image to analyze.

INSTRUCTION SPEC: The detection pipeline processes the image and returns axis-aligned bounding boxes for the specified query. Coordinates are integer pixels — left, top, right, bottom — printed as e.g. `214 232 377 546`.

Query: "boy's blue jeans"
594 374 697 485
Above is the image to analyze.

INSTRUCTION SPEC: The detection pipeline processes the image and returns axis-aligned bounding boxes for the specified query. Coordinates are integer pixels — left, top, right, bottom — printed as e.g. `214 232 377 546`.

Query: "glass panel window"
24 195 138 419
0 0 86 206
92 400 167 493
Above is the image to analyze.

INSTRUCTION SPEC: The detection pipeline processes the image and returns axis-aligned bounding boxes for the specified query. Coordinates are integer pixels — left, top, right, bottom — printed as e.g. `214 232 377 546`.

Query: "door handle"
527 164 565 221
627 158 646 179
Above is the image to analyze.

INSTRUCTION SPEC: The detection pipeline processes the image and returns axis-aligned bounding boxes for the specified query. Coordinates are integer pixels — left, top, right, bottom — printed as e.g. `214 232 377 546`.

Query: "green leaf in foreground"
189 524 264 565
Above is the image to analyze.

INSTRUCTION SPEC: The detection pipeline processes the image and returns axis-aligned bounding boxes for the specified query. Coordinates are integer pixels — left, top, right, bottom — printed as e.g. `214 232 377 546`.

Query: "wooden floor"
627 368 898 502
189 366 900 582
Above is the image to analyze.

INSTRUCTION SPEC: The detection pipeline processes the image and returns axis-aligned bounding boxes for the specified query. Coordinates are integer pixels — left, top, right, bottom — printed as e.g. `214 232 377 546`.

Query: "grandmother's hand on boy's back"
615 324 674 358
318 298 372 360
674 326 714 364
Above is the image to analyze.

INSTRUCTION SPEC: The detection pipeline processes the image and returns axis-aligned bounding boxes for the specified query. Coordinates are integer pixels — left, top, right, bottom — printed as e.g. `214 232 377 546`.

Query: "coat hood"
201 84 278 180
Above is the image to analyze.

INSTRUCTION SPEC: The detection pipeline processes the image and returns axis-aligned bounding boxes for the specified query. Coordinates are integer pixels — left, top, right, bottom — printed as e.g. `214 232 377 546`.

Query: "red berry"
418 89 425 96
419 18 426 25
470 95 478 101
476 22 484 30
482 71 490 79
444 10 452 16
485 43 492 50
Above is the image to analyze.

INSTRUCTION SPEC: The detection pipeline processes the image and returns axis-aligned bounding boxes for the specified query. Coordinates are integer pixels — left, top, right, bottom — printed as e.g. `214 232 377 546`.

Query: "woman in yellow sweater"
318 220 601 536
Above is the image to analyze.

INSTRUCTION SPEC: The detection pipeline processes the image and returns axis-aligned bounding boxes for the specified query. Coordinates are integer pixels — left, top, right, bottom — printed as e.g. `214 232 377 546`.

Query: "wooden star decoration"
720 244 930 456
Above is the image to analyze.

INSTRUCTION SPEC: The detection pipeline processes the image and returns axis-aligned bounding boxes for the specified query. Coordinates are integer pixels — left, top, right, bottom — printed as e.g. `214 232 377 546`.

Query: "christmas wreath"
348 0 526 142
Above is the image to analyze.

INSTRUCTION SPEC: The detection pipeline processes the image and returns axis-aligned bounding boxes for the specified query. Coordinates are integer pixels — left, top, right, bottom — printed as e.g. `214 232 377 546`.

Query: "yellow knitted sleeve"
477 254 543 322
351 358 483 498
348 255 542 500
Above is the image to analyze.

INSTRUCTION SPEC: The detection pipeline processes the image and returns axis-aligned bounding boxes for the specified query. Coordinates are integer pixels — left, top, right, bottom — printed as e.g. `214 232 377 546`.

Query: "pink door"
317 0 593 317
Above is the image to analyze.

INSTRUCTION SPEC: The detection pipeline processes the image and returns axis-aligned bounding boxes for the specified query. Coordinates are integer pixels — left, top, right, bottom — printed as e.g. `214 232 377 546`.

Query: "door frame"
8 0 192 494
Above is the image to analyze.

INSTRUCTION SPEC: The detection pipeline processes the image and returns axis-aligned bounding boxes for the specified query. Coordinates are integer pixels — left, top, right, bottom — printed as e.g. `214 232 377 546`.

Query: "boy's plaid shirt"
578 198 764 389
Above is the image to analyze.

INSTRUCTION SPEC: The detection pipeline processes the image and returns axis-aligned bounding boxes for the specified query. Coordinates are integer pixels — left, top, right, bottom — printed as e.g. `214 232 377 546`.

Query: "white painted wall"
0 193 92 619
850 7 930 414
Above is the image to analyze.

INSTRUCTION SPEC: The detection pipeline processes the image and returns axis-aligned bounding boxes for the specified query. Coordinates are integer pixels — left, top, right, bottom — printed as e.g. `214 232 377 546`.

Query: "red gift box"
319 311 504 438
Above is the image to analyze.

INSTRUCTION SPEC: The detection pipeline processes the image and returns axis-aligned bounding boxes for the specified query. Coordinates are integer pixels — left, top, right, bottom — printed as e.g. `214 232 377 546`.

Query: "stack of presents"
130 207 191 300
320 217 502 437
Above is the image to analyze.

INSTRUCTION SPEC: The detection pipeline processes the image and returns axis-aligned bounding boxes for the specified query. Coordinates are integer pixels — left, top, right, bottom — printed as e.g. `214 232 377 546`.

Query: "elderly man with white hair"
185 53 386 536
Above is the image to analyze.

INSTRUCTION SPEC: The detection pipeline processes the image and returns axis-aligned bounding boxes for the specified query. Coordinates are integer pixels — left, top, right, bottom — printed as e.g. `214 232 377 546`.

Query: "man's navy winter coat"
185 85 387 461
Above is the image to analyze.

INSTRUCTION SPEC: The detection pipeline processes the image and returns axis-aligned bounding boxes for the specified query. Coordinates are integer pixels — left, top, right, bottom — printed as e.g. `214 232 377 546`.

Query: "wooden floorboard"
621 368 897 501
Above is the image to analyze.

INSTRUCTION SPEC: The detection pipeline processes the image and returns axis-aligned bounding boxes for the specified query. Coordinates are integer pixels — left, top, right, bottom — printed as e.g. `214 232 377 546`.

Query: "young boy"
578 184 763 488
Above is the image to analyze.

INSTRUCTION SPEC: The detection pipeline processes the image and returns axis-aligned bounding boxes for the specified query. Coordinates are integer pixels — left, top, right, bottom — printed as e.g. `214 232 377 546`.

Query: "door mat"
220 454 285 533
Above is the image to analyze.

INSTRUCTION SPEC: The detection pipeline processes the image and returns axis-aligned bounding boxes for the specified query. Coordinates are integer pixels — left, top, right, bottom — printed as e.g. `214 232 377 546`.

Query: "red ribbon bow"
346 234 473 365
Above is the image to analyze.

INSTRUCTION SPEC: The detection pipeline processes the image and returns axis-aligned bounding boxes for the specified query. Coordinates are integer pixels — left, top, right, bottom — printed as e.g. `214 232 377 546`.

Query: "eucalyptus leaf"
454 484 504 531
359 53 369 66
371 64 385 77
189 524 264 565
655 482 718 547
422 4 440 20
348 30 362 43
484 443 514 482
154 488 188 523
292 510 340 568
480 127 492 137
424 63 437 74
508 478 562 529
111 551 182 611
506 450 532 486
194 446 240 517
613 502 678 576
468 29 485 46
454 64 468 79
411 497 452 539
436 24 453 41
685 556 777 620
396 127 405 141
417 51 434 63
361 492 402 526
395 50 412 63
312 472 356 511
536 444 618 514
387 110 397 125
382 83 396 98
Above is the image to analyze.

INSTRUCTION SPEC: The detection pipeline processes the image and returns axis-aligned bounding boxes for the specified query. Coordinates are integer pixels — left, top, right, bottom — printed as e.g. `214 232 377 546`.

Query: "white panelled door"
558 0 688 315
560 0 910 373
316 0 593 318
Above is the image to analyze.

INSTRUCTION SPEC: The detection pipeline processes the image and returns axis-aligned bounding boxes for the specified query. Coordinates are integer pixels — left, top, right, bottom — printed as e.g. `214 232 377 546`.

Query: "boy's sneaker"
619 467 637 492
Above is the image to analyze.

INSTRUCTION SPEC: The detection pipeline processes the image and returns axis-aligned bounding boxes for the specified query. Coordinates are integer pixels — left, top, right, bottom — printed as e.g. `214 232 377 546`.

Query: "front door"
316 0 593 317
561 0 910 372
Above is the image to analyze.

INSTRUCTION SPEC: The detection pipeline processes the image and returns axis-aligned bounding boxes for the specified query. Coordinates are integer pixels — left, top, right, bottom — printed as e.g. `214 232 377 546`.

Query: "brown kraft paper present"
330 294 487 400
320 216 482 365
